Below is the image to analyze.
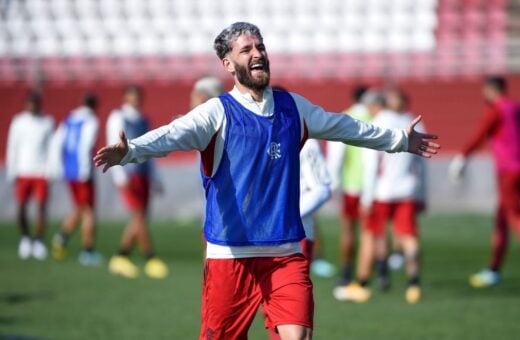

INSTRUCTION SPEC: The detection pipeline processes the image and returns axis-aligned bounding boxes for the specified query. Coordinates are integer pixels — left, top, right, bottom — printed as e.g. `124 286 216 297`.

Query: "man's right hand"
94 130 129 173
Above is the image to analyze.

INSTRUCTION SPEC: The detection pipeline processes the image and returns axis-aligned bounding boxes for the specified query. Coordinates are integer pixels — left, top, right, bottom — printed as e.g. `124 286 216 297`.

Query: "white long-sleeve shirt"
6 111 55 182
120 87 409 258
48 106 98 181
300 139 331 241
361 110 427 208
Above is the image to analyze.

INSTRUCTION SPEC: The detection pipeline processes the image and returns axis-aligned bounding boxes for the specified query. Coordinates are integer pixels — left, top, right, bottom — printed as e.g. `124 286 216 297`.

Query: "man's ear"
222 57 234 74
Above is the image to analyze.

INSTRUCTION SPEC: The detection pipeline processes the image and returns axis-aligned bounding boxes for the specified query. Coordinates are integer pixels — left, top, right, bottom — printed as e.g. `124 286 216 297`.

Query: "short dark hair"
485 76 507 93
83 92 98 110
124 85 143 97
214 22 263 60
26 91 41 106
352 86 368 102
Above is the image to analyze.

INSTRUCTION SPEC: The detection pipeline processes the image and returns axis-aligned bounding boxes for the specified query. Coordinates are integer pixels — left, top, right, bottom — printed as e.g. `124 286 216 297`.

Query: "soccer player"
6 92 54 260
327 86 371 285
106 85 168 279
49 93 102 266
334 90 427 304
449 76 520 288
94 22 439 339
190 76 225 109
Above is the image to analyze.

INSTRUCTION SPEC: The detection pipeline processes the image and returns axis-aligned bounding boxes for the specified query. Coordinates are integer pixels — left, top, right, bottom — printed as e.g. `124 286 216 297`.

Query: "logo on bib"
267 142 282 159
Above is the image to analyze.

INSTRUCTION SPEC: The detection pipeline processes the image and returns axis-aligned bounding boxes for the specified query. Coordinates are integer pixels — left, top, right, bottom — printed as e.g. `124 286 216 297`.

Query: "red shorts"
68 180 94 207
342 194 361 220
364 200 419 237
15 177 48 205
119 174 150 211
200 254 313 339
498 171 520 234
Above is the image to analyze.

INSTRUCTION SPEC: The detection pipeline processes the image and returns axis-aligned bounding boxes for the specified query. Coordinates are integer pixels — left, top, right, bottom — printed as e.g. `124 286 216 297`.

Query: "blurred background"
0 0 517 220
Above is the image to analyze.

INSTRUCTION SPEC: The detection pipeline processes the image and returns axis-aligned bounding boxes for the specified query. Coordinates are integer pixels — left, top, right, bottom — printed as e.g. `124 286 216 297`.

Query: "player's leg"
200 258 262 340
78 204 103 266
394 200 421 303
338 194 359 285
373 230 390 291
501 171 520 240
32 178 49 260
260 255 313 339
52 182 81 260
15 178 32 259
309 219 336 278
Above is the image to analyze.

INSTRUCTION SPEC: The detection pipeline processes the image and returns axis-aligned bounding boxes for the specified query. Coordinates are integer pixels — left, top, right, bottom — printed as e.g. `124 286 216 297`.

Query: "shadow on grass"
0 291 54 305
0 333 46 340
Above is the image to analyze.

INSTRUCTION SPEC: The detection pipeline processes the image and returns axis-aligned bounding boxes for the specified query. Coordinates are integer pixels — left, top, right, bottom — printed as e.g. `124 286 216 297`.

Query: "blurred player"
106 85 167 279
334 90 426 304
50 93 102 266
6 92 54 260
94 22 439 339
190 76 225 109
327 85 371 285
449 76 520 288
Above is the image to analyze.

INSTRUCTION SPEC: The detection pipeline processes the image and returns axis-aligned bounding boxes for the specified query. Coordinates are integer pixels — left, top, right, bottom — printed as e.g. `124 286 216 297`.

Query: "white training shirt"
48 106 99 181
361 110 427 208
6 111 55 182
299 139 331 241
120 86 409 259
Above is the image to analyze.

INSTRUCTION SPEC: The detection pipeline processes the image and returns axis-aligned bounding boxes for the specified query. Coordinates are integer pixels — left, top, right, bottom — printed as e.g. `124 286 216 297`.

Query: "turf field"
1 214 519 340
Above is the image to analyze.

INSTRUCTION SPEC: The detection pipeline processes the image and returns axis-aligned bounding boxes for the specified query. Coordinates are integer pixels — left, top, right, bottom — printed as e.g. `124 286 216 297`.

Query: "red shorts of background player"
119 174 150 212
498 171 520 234
365 200 419 237
67 180 94 207
200 254 314 339
342 193 361 220
15 177 48 205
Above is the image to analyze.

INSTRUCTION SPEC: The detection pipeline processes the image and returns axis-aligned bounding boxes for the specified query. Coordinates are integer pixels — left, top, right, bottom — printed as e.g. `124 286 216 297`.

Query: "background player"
50 93 102 266
94 22 439 339
6 92 54 260
334 90 426 304
449 76 520 288
327 85 370 285
106 85 167 279
190 76 225 109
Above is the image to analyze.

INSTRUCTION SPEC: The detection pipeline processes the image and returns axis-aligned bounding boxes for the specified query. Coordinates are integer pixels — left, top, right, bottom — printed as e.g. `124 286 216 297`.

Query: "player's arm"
325 141 346 191
95 100 223 172
359 147 379 212
449 105 500 182
105 112 129 185
300 141 332 218
46 122 66 180
5 117 19 183
291 93 439 158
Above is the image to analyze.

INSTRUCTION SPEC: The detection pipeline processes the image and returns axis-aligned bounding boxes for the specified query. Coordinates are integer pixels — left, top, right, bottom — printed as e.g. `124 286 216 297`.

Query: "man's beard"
234 60 270 92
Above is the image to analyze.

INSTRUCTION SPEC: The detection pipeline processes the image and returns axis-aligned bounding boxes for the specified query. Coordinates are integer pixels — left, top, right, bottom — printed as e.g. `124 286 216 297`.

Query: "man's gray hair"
361 90 386 107
214 22 263 60
193 77 225 98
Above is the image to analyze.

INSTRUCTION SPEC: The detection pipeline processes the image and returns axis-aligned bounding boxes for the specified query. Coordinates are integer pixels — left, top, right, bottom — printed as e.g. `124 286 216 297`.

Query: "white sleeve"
78 117 99 181
5 117 19 182
106 111 128 186
360 148 379 209
121 98 224 165
326 141 346 191
46 123 65 180
299 141 332 218
415 121 427 203
291 93 408 152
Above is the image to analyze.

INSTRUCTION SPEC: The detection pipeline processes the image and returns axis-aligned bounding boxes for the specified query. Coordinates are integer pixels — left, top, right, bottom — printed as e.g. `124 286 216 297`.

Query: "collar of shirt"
121 103 142 120
229 86 275 117
71 106 94 119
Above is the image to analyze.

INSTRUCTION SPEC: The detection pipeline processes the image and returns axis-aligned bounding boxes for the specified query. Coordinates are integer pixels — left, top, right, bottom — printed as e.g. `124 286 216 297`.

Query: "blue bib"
123 115 150 175
202 90 305 246
62 117 85 180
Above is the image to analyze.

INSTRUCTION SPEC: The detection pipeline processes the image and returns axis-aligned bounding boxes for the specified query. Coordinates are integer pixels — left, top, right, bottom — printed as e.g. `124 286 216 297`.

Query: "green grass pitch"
1 214 519 339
